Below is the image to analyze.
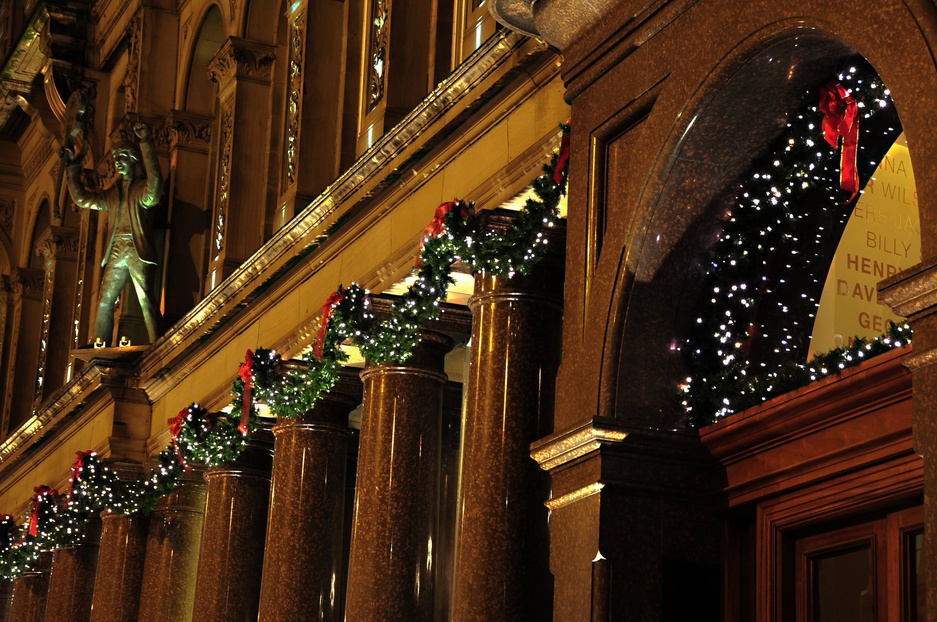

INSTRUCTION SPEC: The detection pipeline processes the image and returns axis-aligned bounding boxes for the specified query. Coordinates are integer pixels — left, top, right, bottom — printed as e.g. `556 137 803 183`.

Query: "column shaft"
0 579 11 622
192 429 273 622
44 518 101 622
90 511 149 622
257 372 359 622
9 551 52 622
137 473 206 622
452 262 563 621
344 332 451 622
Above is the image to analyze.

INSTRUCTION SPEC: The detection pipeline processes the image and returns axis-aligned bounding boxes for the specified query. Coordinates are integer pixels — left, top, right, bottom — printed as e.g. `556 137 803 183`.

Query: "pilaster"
880 259 937 617
206 37 276 284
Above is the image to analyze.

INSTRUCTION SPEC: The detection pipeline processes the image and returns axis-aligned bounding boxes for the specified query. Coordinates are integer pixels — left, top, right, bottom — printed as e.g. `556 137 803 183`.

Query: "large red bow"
415 200 472 268
238 350 255 435
553 128 571 185
314 287 345 360
168 408 190 470
29 486 56 537
67 450 95 501
819 83 860 201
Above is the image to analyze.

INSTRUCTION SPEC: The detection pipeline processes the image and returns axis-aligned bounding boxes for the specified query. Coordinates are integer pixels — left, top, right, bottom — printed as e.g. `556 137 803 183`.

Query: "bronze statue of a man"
63 122 163 345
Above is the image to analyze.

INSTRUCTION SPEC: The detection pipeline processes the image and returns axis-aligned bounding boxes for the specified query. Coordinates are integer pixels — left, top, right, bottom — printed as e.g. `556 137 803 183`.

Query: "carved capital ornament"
207 37 276 88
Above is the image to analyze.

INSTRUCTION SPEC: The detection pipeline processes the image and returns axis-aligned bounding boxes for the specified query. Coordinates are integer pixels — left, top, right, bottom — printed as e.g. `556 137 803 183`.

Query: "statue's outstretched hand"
133 122 151 141
60 146 77 166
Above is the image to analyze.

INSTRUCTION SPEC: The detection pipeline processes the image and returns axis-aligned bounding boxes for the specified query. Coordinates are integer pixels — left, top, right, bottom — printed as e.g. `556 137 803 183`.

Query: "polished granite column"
90 510 149 622
192 425 274 622
9 551 53 622
44 517 101 622
343 330 452 622
0 579 11 622
452 214 563 621
256 370 361 622
435 381 464 621
137 469 206 622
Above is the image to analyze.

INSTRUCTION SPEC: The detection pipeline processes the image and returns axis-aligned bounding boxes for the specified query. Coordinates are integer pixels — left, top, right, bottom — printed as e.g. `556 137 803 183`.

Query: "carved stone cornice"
530 417 629 471
14 267 44 301
207 37 276 88
166 109 213 152
35 226 80 262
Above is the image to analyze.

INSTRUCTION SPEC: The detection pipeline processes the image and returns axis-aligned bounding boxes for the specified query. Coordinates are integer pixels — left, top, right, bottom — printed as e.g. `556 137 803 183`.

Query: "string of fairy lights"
0 124 570 580
680 60 912 426
0 77 919 574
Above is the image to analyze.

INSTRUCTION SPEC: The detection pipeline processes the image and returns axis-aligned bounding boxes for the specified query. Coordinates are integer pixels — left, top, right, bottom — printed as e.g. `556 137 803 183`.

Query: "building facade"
0 0 930 621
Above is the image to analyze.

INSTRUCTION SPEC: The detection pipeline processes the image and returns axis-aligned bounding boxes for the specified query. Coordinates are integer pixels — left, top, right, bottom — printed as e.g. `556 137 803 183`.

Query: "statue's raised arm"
134 122 162 207
62 145 106 211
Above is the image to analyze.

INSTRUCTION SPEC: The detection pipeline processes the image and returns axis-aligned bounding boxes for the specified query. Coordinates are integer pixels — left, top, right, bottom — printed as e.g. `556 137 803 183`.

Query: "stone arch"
600 6 937 427
183 5 226 116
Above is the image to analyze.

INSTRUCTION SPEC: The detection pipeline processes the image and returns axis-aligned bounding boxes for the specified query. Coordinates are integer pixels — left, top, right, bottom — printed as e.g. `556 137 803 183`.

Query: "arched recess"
4 200 51 433
184 5 225 117
160 4 225 326
594 9 937 429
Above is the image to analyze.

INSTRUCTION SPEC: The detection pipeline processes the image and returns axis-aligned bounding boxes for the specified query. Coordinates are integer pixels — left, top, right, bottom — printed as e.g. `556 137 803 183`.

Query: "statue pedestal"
71 345 149 364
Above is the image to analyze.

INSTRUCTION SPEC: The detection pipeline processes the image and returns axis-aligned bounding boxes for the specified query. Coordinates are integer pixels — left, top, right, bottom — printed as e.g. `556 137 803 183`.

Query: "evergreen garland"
681 62 911 426
0 125 571 579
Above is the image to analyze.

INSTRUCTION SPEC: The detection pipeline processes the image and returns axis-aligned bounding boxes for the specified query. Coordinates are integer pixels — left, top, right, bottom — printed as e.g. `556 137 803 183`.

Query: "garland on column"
680 61 911 426
0 123 570 580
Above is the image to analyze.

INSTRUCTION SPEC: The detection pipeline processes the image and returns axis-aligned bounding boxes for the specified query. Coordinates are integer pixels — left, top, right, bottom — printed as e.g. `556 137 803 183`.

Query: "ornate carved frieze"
166 110 213 152
207 37 276 89
285 11 306 185
122 14 142 113
0 197 13 232
23 141 53 186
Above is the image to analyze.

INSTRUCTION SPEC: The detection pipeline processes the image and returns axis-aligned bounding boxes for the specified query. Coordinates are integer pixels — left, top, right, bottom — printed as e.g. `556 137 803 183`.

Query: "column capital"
165 109 213 153
35 226 80 262
207 37 276 88
13 267 44 301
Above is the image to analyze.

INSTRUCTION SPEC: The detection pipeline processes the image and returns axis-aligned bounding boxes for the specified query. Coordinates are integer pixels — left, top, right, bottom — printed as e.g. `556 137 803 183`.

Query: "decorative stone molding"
213 99 235 255
285 11 306 185
367 0 389 111
122 14 142 113
0 197 13 231
207 37 276 88
166 110 213 151
23 141 53 186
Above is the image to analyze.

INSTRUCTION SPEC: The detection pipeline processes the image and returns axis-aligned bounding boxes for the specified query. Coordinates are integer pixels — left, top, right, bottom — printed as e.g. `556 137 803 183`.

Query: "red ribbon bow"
553 128 571 185
29 486 56 537
168 408 191 470
238 350 255 435
314 287 346 360
67 451 95 501
415 200 472 268
819 83 860 201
